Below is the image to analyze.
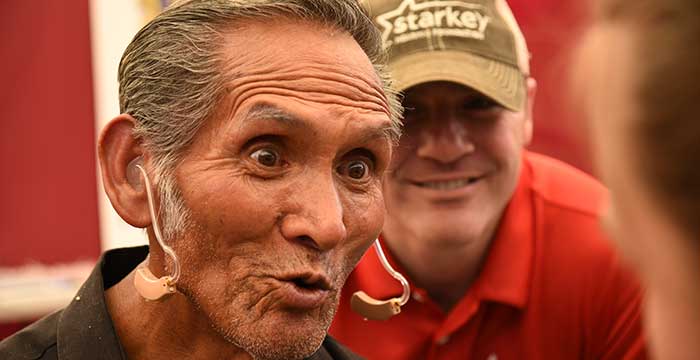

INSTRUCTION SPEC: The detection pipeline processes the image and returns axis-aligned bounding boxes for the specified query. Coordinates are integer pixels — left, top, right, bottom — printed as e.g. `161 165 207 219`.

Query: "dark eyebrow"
357 123 396 145
243 102 394 144
242 103 310 131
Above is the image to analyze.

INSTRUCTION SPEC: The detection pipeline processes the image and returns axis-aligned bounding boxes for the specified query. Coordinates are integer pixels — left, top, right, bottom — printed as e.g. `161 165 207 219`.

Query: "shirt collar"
472 156 534 308
56 246 149 359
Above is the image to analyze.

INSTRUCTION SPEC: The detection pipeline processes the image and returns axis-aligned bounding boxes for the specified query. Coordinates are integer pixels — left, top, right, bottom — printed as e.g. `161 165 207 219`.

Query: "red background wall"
0 1 589 267
511 0 592 172
0 0 100 266
0 0 590 341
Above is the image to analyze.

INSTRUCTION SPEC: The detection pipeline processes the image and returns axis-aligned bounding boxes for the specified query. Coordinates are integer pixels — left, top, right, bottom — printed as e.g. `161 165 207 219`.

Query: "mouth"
281 272 333 292
411 177 481 191
273 271 333 310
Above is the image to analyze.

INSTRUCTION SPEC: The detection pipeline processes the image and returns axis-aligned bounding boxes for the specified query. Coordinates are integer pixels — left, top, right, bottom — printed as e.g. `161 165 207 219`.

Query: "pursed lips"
269 270 334 310
275 271 333 292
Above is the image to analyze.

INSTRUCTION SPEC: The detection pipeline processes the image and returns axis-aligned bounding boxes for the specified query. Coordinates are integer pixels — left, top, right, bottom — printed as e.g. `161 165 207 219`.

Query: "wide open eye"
337 158 372 181
250 148 280 167
347 161 369 179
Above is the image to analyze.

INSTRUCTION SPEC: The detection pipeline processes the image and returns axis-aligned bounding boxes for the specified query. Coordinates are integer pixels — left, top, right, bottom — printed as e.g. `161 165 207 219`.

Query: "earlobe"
97 114 150 228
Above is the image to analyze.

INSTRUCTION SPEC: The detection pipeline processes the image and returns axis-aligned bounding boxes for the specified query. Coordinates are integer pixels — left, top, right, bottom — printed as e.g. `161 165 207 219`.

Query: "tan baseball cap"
363 0 530 112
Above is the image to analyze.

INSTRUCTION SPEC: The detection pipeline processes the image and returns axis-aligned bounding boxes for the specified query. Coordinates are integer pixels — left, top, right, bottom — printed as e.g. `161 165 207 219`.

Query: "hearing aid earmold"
351 240 410 321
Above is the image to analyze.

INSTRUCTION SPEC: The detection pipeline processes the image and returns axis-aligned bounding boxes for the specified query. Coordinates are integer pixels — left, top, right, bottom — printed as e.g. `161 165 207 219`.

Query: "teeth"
420 179 474 190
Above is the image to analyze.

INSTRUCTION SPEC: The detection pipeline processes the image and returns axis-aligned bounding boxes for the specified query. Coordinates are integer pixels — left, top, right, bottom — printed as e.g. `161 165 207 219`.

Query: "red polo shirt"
330 152 647 359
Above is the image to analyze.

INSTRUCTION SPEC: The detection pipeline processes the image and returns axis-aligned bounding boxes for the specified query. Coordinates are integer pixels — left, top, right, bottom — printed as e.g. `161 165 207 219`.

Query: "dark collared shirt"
0 246 361 360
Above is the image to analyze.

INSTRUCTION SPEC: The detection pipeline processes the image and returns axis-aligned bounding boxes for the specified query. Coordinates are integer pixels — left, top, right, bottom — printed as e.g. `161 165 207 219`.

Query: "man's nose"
279 175 347 252
416 117 475 164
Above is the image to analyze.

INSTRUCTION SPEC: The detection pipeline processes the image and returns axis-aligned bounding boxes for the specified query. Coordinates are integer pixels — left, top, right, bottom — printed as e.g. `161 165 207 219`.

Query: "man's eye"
338 159 371 180
250 148 280 167
464 97 498 110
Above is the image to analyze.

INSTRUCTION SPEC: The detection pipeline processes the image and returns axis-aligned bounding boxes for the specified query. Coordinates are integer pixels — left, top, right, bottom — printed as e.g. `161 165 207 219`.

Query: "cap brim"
389 50 526 112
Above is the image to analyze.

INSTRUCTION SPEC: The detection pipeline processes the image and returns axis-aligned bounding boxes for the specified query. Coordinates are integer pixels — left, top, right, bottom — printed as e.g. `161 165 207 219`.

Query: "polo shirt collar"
472 158 534 309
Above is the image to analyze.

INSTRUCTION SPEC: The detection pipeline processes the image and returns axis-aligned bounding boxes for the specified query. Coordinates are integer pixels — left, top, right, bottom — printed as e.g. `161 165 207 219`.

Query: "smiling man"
330 0 647 359
0 1 401 360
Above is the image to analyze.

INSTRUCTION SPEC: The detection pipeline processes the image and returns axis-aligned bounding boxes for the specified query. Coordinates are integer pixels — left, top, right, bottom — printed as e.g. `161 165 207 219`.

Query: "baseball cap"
363 0 530 112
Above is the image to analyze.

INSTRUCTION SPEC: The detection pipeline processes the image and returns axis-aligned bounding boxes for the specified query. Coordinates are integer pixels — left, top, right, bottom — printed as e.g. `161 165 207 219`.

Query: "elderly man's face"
168 20 393 359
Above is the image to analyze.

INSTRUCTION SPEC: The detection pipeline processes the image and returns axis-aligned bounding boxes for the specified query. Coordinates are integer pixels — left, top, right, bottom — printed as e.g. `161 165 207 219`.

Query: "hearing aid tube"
132 163 179 300
351 240 410 320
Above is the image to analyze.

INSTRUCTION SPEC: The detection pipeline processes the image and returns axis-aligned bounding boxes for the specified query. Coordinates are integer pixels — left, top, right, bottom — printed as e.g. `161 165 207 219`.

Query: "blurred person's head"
364 0 535 260
576 1 700 358
97 0 401 359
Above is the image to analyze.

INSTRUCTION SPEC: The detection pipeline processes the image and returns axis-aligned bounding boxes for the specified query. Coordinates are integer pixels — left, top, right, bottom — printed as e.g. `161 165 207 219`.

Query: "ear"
97 114 150 228
522 77 537 145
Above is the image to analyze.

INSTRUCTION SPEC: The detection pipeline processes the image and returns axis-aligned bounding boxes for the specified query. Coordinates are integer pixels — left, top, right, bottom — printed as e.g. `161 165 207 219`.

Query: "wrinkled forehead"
217 19 390 111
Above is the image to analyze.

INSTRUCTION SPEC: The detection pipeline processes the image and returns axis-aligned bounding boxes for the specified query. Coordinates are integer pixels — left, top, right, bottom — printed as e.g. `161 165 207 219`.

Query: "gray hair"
118 0 402 238
118 0 400 171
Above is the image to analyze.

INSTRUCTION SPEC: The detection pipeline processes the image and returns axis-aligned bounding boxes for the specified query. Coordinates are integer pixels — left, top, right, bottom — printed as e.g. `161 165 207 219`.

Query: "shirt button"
412 292 424 303
436 335 450 345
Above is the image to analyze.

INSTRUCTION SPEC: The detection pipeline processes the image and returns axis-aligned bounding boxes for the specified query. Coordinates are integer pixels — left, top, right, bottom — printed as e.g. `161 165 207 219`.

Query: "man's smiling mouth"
411 177 481 190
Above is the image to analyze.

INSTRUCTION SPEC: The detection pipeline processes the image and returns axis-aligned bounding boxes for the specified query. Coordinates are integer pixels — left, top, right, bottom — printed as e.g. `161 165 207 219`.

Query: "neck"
105 270 251 360
383 218 499 312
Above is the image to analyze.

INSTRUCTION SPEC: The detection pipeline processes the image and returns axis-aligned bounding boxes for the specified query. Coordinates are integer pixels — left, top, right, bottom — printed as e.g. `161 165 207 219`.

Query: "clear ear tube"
351 239 410 321
133 164 179 300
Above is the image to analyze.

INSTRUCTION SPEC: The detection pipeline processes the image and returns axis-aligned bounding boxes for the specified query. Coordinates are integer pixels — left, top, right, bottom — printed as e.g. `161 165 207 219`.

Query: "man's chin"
214 310 332 360
412 215 494 245
233 323 327 360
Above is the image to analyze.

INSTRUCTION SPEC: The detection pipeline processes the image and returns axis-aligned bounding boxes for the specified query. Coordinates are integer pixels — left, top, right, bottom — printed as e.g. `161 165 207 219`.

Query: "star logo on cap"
375 0 490 49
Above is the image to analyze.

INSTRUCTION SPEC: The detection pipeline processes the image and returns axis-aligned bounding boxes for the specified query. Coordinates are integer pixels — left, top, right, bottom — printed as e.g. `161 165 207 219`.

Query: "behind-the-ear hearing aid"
351 240 410 321
128 157 180 300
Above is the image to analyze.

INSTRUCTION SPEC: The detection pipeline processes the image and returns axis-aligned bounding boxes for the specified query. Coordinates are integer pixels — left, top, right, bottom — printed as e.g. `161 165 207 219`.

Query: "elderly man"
330 0 647 359
0 1 401 359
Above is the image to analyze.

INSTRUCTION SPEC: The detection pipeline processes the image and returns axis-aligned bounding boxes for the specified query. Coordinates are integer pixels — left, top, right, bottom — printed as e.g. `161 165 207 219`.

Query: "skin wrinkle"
217 30 393 121
242 103 395 158
203 98 393 174
189 123 390 188
182 238 342 317
231 98 390 140
174 169 360 300
205 74 395 157
279 70 389 107
228 80 390 119
231 61 389 102
244 102 391 132
220 21 386 91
